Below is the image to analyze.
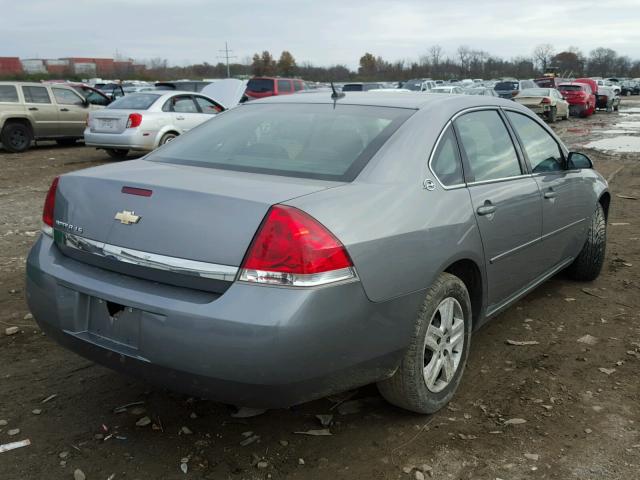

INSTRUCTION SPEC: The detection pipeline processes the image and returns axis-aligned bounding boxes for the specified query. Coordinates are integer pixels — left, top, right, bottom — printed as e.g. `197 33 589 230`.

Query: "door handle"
176 116 185 120
28 107 38 111
60 108 69 112
544 191 558 199
476 203 496 216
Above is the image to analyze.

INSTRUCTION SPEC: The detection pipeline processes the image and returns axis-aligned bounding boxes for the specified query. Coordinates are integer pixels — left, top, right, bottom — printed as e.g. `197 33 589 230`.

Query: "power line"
218 42 237 78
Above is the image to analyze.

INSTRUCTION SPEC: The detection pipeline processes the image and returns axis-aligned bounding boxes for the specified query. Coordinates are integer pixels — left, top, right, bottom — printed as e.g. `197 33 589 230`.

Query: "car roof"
0 81 74 88
251 91 523 112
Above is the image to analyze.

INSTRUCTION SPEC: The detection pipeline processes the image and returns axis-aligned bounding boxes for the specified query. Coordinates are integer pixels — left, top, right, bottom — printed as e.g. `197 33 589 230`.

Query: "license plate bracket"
88 297 141 349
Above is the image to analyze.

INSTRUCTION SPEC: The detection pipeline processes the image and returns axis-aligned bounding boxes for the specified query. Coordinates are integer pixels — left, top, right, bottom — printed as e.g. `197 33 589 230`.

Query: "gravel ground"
1 103 639 479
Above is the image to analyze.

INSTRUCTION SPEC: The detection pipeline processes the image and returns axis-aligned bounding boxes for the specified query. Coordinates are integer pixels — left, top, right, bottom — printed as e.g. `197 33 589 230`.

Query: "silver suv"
0 82 100 153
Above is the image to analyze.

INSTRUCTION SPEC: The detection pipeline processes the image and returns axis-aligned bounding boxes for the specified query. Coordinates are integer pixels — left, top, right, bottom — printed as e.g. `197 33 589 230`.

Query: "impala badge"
115 210 141 225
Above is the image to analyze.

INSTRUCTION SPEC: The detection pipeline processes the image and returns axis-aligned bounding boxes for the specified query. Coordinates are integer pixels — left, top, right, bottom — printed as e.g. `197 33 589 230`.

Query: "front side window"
455 110 521 182
506 111 564 173
22 86 51 104
148 103 413 181
0 85 18 102
277 80 292 93
431 127 464 186
52 88 84 106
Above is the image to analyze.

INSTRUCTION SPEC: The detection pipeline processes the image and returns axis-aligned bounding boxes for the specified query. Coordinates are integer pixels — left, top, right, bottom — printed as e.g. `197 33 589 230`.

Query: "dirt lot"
1 103 639 480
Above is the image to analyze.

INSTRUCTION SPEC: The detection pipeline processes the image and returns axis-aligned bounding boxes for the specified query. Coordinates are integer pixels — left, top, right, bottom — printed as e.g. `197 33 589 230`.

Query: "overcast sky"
2 0 640 68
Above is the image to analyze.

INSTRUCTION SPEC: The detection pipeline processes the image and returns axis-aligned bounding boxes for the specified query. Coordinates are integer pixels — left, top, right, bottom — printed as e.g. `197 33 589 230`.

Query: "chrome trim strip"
57 231 238 281
490 217 586 264
467 174 533 187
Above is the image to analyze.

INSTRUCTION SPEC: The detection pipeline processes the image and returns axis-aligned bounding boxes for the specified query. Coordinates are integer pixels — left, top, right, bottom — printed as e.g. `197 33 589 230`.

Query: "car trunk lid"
89 109 133 134
54 160 342 292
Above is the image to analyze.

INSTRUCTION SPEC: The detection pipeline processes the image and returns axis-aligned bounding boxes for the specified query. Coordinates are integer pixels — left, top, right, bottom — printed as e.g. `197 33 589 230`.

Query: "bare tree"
428 45 443 68
532 44 555 73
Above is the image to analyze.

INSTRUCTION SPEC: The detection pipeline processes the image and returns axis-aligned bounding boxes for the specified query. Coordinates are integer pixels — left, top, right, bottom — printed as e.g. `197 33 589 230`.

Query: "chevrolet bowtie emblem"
114 210 141 225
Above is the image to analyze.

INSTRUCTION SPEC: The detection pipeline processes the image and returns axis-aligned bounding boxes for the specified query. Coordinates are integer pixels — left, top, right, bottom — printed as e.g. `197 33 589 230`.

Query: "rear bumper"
83 128 156 151
26 235 420 407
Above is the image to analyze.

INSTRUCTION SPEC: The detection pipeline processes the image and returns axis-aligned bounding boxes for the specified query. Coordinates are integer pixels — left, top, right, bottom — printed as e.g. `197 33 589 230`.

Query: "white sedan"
84 79 246 159
429 86 465 94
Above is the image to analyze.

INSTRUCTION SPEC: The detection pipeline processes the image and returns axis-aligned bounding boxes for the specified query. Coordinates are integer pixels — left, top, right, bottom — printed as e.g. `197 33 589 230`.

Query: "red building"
0 57 23 76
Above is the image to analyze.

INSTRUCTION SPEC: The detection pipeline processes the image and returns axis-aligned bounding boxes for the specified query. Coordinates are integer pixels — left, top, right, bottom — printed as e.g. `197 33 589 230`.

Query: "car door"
21 85 59 137
165 95 202 133
454 109 544 308
193 95 223 116
51 87 88 137
504 110 592 267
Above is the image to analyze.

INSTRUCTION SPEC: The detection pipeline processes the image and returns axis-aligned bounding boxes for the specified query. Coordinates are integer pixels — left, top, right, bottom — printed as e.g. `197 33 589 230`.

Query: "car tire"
547 107 557 123
55 138 77 147
1 122 32 153
159 132 177 145
377 272 472 414
105 148 129 160
566 203 606 281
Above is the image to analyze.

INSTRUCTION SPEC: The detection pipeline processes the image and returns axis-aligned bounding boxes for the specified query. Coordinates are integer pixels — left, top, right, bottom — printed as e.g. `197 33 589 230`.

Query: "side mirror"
567 152 593 170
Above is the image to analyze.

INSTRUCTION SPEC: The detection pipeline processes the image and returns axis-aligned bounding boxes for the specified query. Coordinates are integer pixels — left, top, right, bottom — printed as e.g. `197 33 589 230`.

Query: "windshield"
495 82 518 90
247 79 275 92
403 80 423 91
107 93 161 110
518 88 550 97
148 103 414 181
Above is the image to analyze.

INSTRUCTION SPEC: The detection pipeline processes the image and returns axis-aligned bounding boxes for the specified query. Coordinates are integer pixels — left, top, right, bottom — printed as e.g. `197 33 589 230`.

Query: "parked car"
68 84 113 106
26 91 609 413
494 80 537 99
593 78 621 95
0 81 98 152
575 78 621 113
514 88 569 122
154 81 214 93
533 77 566 89
402 79 437 92
463 87 498 97
84 79 246 159
430 86 465 94
244 77 307 99
558 83 596 117
620 80 639 96
98 83 125 100
341 82 384 92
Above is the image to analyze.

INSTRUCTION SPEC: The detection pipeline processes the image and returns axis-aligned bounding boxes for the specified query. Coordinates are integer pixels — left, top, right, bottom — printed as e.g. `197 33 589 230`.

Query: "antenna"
218 42 237 78
330 81 345 100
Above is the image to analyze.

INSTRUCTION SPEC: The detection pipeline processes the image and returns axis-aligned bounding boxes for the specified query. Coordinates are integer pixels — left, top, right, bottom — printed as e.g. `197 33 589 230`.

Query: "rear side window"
0 85 18 102
506 111 564 173
455 110 521 182
277 80 292 93
247 79 274 93
148 103 414 181
107 94 160 110
431 127 464 186
170 96 198 113
22 86 51 104
52 88 84 105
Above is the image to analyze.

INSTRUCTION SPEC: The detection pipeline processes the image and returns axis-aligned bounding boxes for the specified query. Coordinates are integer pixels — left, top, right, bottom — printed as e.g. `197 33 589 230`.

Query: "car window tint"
431 127 464 186
194 96 222 115
108 94 160 110
22 86 51 104
455 110 521 182
52 88 84 105
277 80 292 93
148 103 413 181
172 96 198 113
0 85 19 102
506 111 564 173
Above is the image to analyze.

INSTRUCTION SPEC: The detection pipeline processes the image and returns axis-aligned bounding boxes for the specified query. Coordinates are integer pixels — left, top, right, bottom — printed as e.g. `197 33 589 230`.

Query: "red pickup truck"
558 82 596 117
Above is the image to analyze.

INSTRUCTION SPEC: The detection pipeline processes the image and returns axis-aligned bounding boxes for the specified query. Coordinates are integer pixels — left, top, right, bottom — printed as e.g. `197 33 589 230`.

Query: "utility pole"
218 42 237 78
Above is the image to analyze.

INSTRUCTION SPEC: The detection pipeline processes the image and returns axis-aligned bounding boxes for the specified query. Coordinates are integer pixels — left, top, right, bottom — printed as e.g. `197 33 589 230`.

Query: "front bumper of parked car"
26 234 419 408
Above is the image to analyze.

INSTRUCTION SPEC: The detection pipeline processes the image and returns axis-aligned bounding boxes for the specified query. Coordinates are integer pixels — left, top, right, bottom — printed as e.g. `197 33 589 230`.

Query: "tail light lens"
42 176 60 236
126 113 142 128
541 97 551 104
239 205 356 287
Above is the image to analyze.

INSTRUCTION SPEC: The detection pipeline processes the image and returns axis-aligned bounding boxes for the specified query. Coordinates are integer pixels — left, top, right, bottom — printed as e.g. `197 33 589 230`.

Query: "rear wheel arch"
444 259 483 328
156 129 179 147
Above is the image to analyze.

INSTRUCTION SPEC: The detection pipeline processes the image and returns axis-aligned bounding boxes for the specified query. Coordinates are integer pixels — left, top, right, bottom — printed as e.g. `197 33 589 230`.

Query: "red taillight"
239 205 355 287
541 97 551 104
42 176 60 234
126 113 142 128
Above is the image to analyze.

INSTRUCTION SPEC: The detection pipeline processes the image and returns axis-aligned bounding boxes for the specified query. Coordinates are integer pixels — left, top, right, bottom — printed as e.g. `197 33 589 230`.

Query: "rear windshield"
342 84 363 92
560 85 584 92
403 80 423 91
495 82 518 90
518 88 550 97
107 93 160 110
148 103 414 181
534 78 555 88
247 79 274 92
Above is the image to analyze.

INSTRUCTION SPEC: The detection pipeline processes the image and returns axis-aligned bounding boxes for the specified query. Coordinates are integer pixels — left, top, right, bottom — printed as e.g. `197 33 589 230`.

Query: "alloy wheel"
423 297 465 393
